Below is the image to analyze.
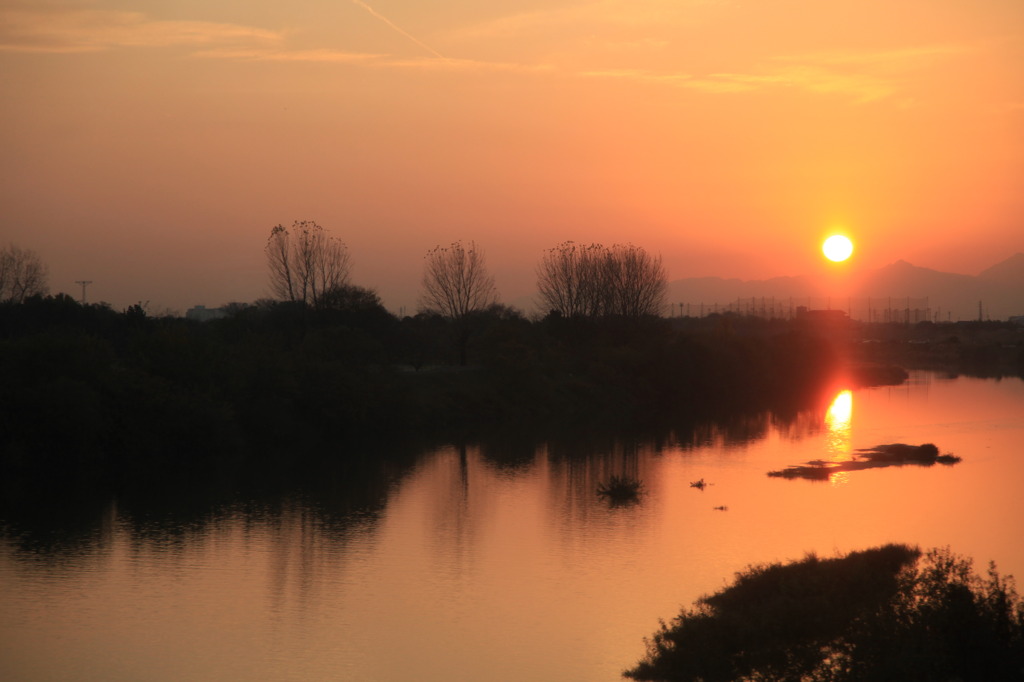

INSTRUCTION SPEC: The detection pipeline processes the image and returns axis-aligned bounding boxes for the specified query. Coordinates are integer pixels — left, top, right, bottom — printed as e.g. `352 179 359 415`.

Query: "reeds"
597 475 644 501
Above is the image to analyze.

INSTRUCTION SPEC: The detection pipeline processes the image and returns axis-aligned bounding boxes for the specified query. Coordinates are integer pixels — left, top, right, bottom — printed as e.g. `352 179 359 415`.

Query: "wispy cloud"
450 0 719 40
381 56 553 74
583 64 895 101
0 5 549 74
691 66 896 102
350 0 445 60
0 5 969 106
581 43 972 103
773 44 973 68
195 48 382 64
0 5 459 68
191 47 546 74
0 8 281 53
581 68 694 85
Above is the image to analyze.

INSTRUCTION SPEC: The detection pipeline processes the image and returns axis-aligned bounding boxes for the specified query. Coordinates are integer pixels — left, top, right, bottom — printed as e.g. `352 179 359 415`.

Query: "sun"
822 235 854 262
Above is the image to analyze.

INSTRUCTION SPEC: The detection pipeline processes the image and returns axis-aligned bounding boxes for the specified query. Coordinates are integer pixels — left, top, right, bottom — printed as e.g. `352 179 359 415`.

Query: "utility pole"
75 280 92 304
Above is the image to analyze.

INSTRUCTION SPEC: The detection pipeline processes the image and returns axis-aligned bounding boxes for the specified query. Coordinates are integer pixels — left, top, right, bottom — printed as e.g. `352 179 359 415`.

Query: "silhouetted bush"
625 544 1024 681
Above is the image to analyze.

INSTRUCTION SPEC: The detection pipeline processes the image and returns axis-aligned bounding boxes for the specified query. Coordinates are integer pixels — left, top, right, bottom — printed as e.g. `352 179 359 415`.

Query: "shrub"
625 545 1024 681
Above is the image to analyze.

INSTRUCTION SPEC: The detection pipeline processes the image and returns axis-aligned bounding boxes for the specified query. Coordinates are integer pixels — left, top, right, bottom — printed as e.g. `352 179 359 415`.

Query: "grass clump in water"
597 475 643 502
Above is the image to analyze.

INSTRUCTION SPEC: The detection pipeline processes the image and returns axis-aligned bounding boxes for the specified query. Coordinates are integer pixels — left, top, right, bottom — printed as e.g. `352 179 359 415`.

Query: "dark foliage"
856 320 1024 378
625 544 1024 681
1 295 863 485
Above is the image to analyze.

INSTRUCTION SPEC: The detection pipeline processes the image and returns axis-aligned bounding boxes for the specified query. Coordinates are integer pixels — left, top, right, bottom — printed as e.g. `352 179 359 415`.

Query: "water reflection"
1 402 843 561
822 389 852 485
6 374 1022 681
825 390 853 458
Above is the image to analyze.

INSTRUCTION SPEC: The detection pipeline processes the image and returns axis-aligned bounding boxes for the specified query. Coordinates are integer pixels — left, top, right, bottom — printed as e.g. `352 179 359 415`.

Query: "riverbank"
853 320 1024 378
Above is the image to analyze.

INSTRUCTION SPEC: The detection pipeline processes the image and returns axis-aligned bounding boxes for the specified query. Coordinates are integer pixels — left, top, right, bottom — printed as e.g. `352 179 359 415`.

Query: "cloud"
579 43 972 102
350 0 444 59
581 68 693 85
450 0 719 40
773 44 973 69
380 56 553 74
0 4 964 106
0 4 549 74
0 5 500 72
582 64 895 101
692 66 896 101
745 44 972 101
190 47 549 73
195 48 382 63
0 7 281 53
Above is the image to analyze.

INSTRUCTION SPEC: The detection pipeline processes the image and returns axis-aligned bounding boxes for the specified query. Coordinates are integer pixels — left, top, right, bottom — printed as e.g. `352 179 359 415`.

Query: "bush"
625 545 1024 681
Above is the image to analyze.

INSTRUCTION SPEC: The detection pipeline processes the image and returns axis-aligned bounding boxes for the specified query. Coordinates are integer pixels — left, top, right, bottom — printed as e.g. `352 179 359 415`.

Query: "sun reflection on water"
825 390 853 484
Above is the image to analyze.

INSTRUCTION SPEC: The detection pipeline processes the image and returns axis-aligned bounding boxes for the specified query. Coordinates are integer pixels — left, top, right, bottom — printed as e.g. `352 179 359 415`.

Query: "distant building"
185 305 227 322
795 306 848 324
793 307 851 339
1010 315 1024 326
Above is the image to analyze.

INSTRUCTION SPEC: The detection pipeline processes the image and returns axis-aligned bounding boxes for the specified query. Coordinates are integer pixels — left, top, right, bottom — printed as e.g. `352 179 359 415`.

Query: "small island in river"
768 443 962 481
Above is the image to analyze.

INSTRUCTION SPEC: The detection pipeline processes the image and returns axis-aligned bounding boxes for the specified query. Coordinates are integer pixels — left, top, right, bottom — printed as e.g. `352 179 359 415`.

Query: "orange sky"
2 0 1022 314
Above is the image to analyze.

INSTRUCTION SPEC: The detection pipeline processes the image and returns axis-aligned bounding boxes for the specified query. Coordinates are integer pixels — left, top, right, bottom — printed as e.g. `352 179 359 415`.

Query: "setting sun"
823 235 854 262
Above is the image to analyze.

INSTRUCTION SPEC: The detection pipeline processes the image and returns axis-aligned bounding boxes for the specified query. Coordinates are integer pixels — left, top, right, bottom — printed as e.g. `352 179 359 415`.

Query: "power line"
75 280 92 304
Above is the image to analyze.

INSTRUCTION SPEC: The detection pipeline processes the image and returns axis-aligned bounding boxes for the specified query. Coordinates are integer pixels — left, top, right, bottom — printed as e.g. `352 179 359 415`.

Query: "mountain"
978 253 1024 288
666 256 1024 321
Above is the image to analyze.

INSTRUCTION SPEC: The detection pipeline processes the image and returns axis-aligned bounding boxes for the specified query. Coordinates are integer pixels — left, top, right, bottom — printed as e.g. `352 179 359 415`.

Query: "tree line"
4 222 667 321
0 292 845 484
264 221 666 319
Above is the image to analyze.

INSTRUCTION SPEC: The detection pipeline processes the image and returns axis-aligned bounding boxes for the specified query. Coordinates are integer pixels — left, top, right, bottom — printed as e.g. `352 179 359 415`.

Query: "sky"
2 0 1022 314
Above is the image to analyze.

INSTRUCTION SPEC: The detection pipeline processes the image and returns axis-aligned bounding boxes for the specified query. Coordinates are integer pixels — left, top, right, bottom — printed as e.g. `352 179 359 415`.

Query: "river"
2 371 1022 681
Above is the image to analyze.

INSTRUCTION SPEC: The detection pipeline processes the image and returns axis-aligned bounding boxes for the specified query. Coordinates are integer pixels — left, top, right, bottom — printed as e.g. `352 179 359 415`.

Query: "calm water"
2 372 1023 681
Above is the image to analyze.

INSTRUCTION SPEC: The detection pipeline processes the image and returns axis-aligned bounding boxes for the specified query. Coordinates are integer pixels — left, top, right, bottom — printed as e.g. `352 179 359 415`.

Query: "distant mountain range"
666 253 1024 321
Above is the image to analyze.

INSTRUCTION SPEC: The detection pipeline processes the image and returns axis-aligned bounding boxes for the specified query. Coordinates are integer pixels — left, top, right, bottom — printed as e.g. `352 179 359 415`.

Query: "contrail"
351 0 445 59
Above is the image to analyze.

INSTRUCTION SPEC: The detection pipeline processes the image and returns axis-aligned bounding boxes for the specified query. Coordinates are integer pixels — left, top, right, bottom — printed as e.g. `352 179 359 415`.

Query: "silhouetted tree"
318 284 397 334
537 241 666 317
419 240 498 319
418 241 500 367
265 221 351 309
319 283 384 313
0 243 48 303
606 243 667 316
123 302 149 323
219 301 252 317
535 241 605 317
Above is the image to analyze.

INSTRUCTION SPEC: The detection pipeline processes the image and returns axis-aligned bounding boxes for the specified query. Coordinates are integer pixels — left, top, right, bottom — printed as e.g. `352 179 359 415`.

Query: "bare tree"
265 221 351 309
536 241 666 317
0 243 48 303
266 225 297 302
420 240 498 319
536 241 607 317
605 243 667 317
